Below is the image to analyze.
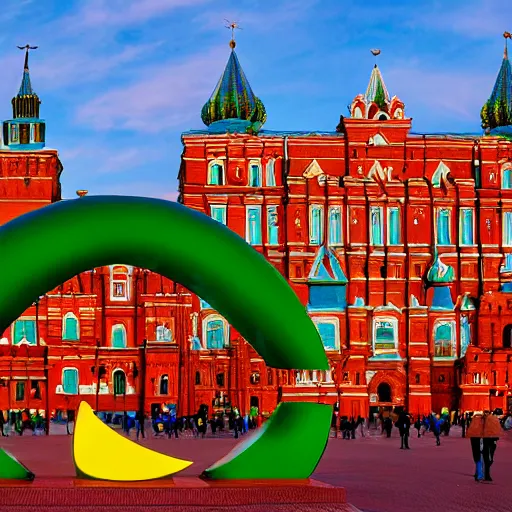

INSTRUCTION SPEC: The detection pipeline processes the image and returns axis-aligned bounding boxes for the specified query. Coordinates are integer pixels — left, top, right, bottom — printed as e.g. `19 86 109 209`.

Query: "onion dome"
201 39 266 134
427 254 454 284
481 33 512 131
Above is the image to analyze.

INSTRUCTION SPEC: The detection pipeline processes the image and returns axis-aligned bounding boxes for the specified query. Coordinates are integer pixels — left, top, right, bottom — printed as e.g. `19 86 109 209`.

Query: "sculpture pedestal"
0 477 361 511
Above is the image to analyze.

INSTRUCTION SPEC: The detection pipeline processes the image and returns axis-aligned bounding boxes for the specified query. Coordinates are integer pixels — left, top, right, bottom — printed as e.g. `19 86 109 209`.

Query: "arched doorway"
503 325 512 348
377 382 392 403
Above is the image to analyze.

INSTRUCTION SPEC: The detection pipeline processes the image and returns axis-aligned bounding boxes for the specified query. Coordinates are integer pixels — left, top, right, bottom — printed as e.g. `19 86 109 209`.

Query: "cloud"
75 45 227 132
62 0 212 31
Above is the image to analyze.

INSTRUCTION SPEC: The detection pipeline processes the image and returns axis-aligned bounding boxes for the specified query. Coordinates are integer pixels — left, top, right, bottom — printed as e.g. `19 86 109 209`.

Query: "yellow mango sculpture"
73 401 193 481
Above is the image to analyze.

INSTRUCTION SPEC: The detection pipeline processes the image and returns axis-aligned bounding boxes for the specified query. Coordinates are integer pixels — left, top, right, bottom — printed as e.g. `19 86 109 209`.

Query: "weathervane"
225 19 242 49
17 44 38 70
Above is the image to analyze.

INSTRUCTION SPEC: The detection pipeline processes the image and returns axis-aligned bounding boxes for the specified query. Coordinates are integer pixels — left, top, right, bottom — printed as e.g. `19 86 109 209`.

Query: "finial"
17 44 38 70
76 190 88 198
225 19 242 50
504 31 511 59
371 49 381 68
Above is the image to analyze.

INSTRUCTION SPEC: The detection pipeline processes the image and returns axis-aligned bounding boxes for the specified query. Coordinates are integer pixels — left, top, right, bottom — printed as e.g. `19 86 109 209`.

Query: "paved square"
1 426 511 512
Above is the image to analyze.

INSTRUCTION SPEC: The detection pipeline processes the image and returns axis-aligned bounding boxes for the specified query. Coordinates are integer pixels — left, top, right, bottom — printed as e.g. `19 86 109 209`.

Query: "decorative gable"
432 161 451 188
308 246 347 283
369 133 388 146
368 160 393 182
303 159 325 179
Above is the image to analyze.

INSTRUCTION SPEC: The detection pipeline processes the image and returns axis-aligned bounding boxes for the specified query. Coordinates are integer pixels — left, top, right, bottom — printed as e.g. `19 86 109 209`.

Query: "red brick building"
2 38 512 424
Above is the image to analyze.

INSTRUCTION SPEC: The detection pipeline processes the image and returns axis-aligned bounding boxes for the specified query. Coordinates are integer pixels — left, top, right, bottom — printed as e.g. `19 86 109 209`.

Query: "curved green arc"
0 195 327 370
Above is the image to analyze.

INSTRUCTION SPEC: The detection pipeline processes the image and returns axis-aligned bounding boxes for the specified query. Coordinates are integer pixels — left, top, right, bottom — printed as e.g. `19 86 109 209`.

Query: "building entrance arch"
377 382 392 403
0 195 331 481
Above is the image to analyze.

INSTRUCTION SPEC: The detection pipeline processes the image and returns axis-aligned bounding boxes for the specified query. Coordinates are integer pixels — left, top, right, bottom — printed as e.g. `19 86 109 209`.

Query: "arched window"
203 315 228 349
156 324 172 342
13 320 36 345
248 161 262 187
62 313 79 341
265 159 276 186
434 321 455 358
195 371 201 385
111 324 127 348
113 369 126 395
159 375 169 395
473 373 481 384
208 161 224 185
110 265 131 300
377 382 392 402
62 368 79 394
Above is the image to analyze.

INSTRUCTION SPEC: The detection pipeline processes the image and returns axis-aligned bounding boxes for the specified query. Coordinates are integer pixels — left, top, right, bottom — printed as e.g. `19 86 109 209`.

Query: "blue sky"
0 0 510 200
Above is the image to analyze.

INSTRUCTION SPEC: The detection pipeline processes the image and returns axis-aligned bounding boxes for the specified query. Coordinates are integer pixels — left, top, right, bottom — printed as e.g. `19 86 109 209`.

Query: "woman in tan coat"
482 411 502 482
466 412 484 481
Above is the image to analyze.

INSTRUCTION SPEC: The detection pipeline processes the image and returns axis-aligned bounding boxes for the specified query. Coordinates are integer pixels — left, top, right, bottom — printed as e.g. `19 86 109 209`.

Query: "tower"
481 32 512 132
3 45 46 150
200 22 266 134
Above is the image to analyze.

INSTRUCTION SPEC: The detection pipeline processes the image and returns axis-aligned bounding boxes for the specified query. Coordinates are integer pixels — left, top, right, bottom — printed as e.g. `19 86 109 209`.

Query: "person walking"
414 416 422 438
135 411 145 441
482 410 502 482
461 413 467 438
0 410 7 437
396 410 411 449
466 411 484 481
431 414 443 446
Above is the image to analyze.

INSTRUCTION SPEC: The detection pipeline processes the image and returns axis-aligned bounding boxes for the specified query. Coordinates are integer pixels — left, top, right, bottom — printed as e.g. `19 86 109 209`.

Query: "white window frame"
156 323 173 342
246 205 262 245
435 207 452 245
372 317 399 355
109 265 132 301
62 367 79 395
309 204 324 245
210 205 227 225
459 208 475 246
62 312 80 340
111 323 127 348
207 159 225 185
370 206 384 245
432 319 457 359
265 158 276 186
503 211 512 247
387 206 401 245
312 316 340 351
248 159 262 187
266 205 279 245
202 313 230 350
328 205 343 246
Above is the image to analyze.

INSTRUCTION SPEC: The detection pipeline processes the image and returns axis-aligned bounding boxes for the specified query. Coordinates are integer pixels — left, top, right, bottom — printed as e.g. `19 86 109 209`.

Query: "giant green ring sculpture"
0 196 331 479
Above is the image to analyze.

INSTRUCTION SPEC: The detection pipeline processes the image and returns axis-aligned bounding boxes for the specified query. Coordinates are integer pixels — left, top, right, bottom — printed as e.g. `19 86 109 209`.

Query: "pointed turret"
201 32 266 134
346 51 406 122
3 45 46 150
426 253 455 310
481 33 512 132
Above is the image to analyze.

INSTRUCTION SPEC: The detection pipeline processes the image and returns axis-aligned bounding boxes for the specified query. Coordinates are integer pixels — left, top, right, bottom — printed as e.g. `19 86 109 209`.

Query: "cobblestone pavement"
1 425 511 512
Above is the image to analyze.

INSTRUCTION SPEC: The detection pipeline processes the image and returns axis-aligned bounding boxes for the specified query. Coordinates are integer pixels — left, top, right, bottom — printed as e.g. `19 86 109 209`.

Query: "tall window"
328 206 342 245
436 208 451 245
13 320 36 345
111 324 127 348
313 319 339 351
113 370 126 395
503 168 512 189
210 205 227 225
16 382 25 401
504 211 512 246
308 285 346 310
388 207 401 245
63 313 79 341
373 319 398 354
249 162 262 187
434 321 455 357
159 375 169 395
205 315 226 349
267 206 279 245
309 205 323 245
156 324 172 341
266 159 276 186
208 161 224 185
62 368 79 394
246 206 262 245
461 316 471 357
370 207 383 245
460 208 474 245
111 265 129 300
